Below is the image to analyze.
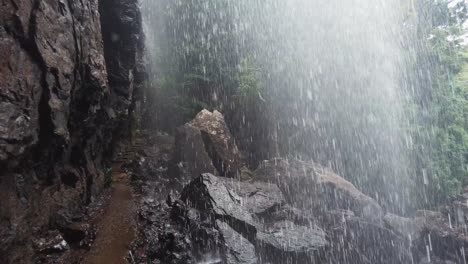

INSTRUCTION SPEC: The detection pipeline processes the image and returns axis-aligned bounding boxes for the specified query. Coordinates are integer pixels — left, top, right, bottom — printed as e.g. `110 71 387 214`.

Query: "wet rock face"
99 0 145 116
256 220 327 263
255 158 383 221
130 112 467 264
136 174 329 264
216 220 258 264
173 110 246 182
0 30 42 161
127 111 468 264
252 158 468 263
174 123 219 181
0 0 142 262
384 213 425 240
140 172 414 264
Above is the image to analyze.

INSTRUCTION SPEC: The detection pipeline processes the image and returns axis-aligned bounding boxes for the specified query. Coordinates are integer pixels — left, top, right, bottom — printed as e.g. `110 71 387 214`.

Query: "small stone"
34 231 69 254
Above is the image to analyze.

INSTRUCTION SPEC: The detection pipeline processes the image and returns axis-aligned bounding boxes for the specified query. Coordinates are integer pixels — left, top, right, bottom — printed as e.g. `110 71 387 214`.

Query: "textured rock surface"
129 123 467 264
0 0 143 262
181 173 328 264
384 213 424 240
256 220 327 264
255 158 383 221
216 220 258 264
181 173 259 239
173 110 245 181
174 122 219 181
254 159 416 263
100 0 145 119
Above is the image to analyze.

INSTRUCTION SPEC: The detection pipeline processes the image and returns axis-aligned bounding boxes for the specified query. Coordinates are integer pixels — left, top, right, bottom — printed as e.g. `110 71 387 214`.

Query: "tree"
406 0 468 205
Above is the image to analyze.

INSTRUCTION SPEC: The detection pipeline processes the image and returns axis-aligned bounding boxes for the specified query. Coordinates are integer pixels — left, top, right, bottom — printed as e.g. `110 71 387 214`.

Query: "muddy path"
84 164 136 264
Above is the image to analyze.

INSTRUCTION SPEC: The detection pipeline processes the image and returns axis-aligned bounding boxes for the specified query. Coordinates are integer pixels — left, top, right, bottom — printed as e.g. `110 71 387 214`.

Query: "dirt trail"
84 164 136 264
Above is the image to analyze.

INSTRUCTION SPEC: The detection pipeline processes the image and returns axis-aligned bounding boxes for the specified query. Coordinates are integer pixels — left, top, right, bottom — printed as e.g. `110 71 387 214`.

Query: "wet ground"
83 132 175 264
84 163 136 264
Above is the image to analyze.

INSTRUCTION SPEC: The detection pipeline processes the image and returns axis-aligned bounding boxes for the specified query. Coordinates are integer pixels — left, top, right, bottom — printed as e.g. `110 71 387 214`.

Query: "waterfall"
140 0 416 212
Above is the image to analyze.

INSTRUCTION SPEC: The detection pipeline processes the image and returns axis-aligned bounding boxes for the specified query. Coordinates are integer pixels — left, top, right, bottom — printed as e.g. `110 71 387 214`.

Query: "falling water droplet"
462 247 467 264
428 234 432 251
307 90 312 100
426 245 431 263
449 214 453 229
423 169 428 186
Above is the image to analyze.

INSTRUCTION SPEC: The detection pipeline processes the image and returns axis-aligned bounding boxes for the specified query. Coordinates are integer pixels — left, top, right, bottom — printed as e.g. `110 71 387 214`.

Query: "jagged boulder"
256 220 327 264
180 173 328 264
177 173 415 264
255 158 383 221
173 110 245 182
174 123 219 182
134 137 468 264
216 220 258 264
253 158 419 263
180 173 282 239
136 170 421 264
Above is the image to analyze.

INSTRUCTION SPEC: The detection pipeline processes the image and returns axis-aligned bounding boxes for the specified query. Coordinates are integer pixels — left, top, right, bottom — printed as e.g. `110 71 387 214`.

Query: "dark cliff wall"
0 0 143 262
100 0 145 141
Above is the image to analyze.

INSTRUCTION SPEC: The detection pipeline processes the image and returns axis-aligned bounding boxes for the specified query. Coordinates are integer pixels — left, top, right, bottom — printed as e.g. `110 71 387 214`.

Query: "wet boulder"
137 200 195 264
337 217 412 264
222 179 286 216
256 220 327 264
180 173 262 239
173 110 245 181
286 208 411 264
181 173 286 229
189 110 245 177
174 123 219 183
180 173 328 264
384 213 424 241
216 220 258 264
255 158 383 221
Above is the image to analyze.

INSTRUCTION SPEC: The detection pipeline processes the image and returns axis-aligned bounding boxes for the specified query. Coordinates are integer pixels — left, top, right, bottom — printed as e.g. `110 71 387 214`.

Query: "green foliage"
234 57 266 106
148 72 210 131
148 54 266 131
407 0 468 204
144 0 243 131
430 48 468 199
145 0 267 131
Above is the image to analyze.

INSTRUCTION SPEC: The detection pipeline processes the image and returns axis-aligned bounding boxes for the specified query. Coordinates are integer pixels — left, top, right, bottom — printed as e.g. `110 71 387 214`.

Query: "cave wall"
0 0 143 262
